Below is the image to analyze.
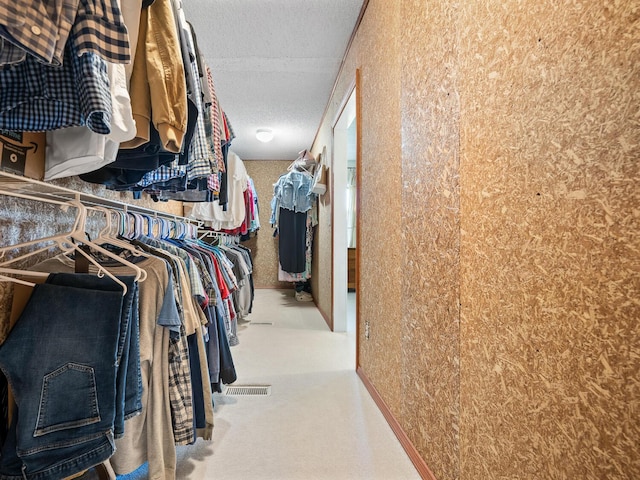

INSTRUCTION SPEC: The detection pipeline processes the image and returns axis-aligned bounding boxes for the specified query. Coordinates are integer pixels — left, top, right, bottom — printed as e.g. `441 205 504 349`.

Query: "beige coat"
121 0 187 153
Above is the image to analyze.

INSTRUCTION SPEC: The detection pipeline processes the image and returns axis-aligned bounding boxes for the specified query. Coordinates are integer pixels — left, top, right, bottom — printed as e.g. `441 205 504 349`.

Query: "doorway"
332 83 357 336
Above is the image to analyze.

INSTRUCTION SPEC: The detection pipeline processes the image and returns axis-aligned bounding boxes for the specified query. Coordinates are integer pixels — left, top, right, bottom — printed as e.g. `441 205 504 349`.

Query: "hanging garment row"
0 0 235 206
198 231 255 325
271 150 318 283
187 152 261 239
0 198 254 480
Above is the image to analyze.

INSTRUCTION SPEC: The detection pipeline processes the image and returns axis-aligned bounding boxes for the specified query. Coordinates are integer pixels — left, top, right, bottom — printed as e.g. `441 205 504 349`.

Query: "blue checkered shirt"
137 158 186 188
0 28 111 133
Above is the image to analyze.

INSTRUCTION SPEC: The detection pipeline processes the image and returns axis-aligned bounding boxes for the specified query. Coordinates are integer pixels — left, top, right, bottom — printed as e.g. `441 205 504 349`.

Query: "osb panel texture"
351 1 405 414
310 0 405 346
244 160 294 289
312 0 451 468
0 177 183 341
400 1 461 478
458 2 640 480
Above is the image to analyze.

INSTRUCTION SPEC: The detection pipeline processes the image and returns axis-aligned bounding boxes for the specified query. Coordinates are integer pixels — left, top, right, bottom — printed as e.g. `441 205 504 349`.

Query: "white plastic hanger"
0 268 49 287
92 207 151 259
0 200 146 295
0 274 35 287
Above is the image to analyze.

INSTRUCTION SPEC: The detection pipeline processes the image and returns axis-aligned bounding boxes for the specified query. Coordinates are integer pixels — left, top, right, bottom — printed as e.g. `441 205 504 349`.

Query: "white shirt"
44 63 135 180
189 151 248 229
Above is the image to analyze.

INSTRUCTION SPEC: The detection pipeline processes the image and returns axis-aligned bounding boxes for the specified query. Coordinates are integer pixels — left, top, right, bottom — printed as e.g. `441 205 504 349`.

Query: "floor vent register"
224 385 272 396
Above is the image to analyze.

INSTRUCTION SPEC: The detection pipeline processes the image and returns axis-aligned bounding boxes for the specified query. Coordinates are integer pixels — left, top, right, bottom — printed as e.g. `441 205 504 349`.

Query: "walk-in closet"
0 0 263 477
1 1 638 479
0 172 258 479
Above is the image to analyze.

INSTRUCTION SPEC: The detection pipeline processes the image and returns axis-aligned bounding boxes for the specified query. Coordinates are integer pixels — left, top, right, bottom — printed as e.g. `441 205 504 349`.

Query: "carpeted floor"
87 289 420 480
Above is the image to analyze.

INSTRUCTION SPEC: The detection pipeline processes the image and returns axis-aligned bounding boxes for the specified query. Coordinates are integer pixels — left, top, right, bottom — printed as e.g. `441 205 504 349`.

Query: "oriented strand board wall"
313 0 457 477
244 160 294 289
400 0 461 477
0 177 183 341
313 0 638 479
353 0 405 415
458 1 640 479
312 0 405 412
310 174 331 320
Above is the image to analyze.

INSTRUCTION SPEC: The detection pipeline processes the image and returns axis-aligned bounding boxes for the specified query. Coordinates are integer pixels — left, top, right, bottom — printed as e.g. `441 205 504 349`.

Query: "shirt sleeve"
156 275 181 333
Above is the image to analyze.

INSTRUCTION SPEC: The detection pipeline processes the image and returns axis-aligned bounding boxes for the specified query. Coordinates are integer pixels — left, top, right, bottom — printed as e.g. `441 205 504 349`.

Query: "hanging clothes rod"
0 170 201 227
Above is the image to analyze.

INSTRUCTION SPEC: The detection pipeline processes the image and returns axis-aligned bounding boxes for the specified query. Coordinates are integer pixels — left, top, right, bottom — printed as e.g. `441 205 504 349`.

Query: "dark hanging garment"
218 143 229 208
0 373 7 448
214 303 237 391
278 208 307 273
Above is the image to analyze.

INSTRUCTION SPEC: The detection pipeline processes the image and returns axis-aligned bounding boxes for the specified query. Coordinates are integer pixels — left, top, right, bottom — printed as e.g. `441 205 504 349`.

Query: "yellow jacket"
121 0 187 153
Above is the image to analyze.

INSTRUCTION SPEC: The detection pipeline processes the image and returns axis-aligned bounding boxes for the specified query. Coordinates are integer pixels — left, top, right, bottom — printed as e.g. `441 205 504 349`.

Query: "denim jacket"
270 171 314 225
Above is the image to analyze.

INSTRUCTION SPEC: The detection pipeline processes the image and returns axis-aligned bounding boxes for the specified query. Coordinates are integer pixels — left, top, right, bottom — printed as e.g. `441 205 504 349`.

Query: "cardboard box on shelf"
0 130 45 180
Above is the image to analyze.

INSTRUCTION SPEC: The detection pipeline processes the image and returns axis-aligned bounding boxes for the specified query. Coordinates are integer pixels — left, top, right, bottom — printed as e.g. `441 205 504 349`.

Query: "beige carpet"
173 289 421 480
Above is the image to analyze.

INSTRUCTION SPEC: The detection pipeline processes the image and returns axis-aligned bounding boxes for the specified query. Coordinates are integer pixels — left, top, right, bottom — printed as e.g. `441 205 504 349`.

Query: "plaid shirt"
168 323 194 446
191 249 217 308
0 0 79 66
137 158 186 188
0 0 130 66
176 10 214 182
0 29 111 133
71 0 130 63
215 249 239 292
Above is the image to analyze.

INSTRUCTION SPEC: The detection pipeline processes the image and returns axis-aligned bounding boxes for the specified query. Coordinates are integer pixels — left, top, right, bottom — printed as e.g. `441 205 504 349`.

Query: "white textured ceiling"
182 0 364 160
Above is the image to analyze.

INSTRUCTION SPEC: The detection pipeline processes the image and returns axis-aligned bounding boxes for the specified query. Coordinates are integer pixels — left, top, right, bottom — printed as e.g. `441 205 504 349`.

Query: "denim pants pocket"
34 363 100 437
45 273 141 438
0 280 124 479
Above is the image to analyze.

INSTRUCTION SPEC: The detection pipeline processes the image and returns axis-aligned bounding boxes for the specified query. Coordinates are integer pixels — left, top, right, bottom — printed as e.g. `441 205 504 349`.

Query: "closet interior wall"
0 176 183 341
311 1 639 479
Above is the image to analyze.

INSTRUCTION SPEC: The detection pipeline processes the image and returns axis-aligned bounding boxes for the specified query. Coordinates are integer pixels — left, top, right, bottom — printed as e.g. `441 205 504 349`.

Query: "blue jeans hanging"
0 277 127 479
